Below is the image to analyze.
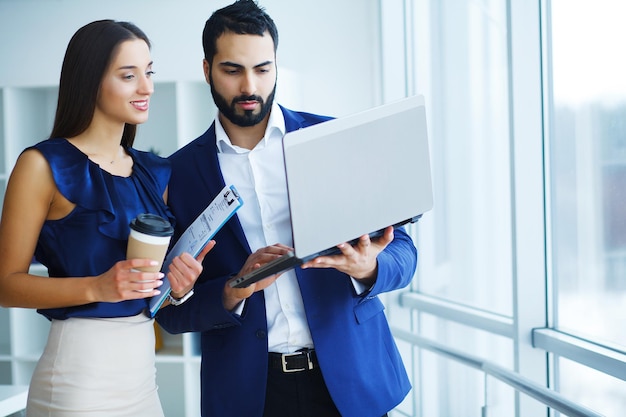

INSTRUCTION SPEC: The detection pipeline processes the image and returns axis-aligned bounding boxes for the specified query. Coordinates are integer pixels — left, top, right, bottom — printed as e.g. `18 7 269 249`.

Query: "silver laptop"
229 94 433 288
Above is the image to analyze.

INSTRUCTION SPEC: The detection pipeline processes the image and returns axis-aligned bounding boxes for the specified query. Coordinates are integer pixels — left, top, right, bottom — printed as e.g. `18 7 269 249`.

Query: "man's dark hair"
202 0 279 63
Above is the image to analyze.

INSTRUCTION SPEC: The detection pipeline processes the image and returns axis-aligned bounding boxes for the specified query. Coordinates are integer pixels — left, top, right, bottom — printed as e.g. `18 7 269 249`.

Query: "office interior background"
0 0 624 416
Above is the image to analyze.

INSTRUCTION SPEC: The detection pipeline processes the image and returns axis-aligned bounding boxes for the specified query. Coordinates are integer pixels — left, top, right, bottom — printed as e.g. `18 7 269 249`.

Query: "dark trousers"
262 366 389 417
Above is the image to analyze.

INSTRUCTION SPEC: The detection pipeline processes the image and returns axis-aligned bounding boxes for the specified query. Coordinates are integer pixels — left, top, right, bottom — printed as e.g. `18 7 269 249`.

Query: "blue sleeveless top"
31 138 175 320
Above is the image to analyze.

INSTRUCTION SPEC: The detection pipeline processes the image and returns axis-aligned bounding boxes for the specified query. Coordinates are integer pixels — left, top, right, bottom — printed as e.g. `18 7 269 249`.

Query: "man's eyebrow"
253 61 273 69
218 60 273 69
218 61 243 69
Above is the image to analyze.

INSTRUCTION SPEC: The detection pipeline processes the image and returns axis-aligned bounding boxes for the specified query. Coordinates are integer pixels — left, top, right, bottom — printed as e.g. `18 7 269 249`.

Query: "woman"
0 20 211 416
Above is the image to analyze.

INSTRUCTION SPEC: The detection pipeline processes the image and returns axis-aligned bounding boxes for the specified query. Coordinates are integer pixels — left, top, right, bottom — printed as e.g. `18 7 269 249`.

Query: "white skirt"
26 314 164 417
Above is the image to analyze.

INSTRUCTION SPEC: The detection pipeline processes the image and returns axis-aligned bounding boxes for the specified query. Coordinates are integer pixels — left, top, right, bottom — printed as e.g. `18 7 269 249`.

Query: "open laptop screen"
284 94 433 259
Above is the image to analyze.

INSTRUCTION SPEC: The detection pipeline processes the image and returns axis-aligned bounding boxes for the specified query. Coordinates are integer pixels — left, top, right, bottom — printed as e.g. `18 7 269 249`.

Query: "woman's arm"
0 149 164 308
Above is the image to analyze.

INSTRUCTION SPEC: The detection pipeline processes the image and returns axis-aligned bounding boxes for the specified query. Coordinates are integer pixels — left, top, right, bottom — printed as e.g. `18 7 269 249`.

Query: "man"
156 1 416 416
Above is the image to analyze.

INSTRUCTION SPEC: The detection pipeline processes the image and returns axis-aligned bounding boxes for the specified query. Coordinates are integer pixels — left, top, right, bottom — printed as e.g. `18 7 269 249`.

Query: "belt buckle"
281 351 313 373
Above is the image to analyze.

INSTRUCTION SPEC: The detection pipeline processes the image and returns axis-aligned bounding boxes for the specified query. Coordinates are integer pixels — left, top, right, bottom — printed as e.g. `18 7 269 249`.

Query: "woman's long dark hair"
49 20 151 148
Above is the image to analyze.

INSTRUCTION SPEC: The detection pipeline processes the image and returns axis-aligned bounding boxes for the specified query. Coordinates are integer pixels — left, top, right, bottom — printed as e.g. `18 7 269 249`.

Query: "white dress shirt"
215 103 314 353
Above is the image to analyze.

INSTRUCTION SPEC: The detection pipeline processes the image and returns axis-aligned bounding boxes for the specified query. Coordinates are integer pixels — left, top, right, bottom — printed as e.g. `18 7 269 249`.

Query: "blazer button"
255 330 267 339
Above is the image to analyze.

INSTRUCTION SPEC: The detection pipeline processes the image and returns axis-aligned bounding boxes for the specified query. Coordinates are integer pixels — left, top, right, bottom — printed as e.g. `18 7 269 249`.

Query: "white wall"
0 0 382 117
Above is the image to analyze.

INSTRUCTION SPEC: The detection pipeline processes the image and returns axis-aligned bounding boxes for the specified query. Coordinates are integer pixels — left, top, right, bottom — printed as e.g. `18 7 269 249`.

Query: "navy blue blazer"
157 105 415 417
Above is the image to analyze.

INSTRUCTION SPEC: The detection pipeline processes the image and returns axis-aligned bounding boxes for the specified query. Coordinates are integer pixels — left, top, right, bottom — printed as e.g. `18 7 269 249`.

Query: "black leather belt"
269 349 318 373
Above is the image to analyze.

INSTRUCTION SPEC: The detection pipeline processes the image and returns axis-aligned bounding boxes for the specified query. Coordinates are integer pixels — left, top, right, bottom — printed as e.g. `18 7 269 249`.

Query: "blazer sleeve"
155 274 243 334
364 226 417 298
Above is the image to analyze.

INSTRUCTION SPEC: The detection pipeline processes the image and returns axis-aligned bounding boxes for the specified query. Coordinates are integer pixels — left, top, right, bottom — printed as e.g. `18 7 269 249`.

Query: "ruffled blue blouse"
30 138 175 320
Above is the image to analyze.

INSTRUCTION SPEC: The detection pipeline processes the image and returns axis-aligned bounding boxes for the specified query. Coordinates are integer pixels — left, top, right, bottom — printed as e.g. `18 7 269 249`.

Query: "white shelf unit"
0 80 216 417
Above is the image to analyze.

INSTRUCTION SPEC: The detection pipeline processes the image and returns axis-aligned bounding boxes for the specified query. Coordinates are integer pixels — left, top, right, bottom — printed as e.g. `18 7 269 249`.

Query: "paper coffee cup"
127 213 174 273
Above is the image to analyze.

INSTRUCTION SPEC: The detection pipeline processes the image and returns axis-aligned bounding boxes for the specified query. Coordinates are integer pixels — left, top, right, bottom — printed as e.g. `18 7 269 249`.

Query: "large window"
546 0 626 414
384 0 626 416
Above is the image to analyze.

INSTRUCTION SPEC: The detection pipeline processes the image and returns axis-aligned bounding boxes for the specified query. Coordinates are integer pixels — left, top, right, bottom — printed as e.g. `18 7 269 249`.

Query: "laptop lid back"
283 94 433 259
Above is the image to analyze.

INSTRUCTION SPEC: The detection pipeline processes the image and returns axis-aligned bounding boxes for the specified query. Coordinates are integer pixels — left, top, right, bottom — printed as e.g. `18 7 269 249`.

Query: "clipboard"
148 184 243 317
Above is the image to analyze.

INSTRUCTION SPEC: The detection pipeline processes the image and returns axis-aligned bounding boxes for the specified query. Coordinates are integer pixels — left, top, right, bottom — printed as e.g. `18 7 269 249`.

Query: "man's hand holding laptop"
224 225 395 309
301 226 395 288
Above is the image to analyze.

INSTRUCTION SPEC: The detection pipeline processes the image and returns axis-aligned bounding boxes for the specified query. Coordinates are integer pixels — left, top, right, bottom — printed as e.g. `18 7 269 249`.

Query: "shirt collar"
216 102 285 154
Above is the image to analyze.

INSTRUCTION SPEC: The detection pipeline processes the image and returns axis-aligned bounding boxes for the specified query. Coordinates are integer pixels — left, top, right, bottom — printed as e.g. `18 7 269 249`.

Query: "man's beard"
210 77 277 128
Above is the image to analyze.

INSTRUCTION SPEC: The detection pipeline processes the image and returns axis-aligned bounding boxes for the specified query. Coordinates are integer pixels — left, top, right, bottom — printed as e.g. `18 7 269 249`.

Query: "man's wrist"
223 293 245 311
168 289 194 306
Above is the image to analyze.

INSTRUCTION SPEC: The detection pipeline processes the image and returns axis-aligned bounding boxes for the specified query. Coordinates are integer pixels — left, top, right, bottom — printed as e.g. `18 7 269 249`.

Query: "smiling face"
205 31 277 128
95 39 154 127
